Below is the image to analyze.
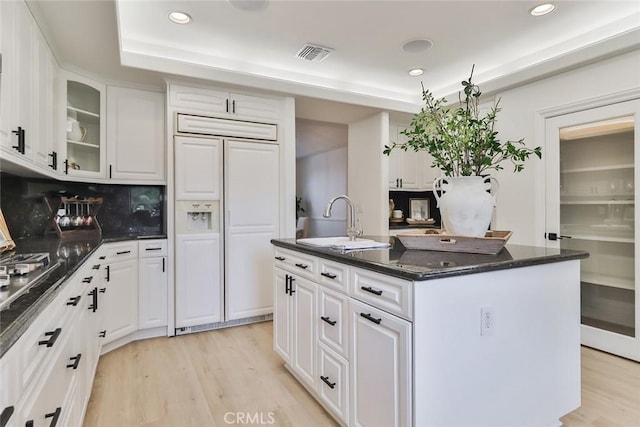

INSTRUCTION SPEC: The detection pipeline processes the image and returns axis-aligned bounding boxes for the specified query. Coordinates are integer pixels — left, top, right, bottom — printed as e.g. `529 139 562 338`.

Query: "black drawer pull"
116 250 131 255
0 406 14 427
99 330 106 338
145 247 162 251
105 265 110 282
38 328 62 347
45 407 62 427
99 288 106 293
295 263 309 270
321 272 337 279
274 256 285 261
82 276 93 283
320 375 336 389
99 256 106 260
66 296 81 306
360 313 382 325
66 353 82 370
92 264 101 270
320 316 336 326
361 286 382 296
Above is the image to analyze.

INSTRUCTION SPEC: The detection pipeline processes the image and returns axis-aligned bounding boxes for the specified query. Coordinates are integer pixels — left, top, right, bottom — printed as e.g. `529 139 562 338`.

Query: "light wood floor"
84 321 640 427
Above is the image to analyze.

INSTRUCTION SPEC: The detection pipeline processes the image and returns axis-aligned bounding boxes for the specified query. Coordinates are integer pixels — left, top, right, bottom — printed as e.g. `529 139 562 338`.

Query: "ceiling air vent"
296 43 333 63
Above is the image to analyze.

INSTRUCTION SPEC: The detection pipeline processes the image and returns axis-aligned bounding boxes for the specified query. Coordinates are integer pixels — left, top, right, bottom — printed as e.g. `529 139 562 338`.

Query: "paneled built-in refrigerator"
174 134 279 333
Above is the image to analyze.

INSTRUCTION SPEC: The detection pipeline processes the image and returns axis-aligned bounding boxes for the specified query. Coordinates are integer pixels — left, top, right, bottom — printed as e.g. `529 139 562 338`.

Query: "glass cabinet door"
545 98 639 361
62 71 106 177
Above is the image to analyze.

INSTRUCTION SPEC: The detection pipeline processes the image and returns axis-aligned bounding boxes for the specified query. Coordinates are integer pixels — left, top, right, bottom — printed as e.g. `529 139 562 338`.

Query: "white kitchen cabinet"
388 123 440 190
60 71 107 179
169 83 282 122
273 268 293 364
349 298 412 427
273 267 318 389
175 233 223 328
318 287 349 359
273 248 412 427
545 98 640 361
101 243 139 344
174 136 222 200
33 30 59 173
0 0 59 175
107 86 165 182
318 343 349 423
16 327 78 427
388 125 419 190
0 337 20 427
291 276 318 389
225 140 279 321
75 260 105 421
2 256 101 427
138 240 168 329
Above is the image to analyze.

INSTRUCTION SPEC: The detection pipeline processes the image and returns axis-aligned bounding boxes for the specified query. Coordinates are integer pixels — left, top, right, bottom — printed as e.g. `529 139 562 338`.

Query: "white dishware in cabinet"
60 70 106 179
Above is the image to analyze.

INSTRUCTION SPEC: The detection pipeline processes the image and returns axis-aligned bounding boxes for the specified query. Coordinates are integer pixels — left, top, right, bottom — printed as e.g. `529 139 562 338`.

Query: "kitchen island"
271 236 588 427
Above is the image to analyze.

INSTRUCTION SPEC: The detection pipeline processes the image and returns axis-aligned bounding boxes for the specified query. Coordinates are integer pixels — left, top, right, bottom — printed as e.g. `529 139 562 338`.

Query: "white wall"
296 147 348 237
490 50 640 246
348 112 389 236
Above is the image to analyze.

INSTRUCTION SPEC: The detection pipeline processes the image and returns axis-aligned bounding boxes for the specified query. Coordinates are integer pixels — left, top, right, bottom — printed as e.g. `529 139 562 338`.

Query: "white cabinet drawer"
318 287 349 359
18 326 77 427
18 277 82 390
138 239 167 258
318 343 349 424
318 258 349 293
350 268 412 320
100 241 138 261
274 247 318 281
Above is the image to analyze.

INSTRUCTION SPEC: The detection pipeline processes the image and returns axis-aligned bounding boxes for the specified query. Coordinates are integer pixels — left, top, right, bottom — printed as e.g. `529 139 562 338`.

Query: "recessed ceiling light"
168 11 192 24
530 3 556 16
401 39 434 54
408 68 424 77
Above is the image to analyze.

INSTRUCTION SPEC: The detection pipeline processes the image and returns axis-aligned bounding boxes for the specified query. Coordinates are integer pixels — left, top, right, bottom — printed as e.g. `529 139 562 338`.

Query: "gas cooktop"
0 252 61 311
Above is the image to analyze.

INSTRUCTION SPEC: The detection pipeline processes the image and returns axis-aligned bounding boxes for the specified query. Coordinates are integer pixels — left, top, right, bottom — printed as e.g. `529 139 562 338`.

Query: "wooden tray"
396 229 512 254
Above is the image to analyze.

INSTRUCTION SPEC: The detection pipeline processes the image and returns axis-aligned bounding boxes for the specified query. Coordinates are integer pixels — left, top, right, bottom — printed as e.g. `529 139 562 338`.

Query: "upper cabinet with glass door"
545 98 639 361
61 71 106 178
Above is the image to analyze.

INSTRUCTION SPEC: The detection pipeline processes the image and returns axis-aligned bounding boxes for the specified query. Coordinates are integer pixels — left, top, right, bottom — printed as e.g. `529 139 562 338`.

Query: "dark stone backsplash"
0 173 165 239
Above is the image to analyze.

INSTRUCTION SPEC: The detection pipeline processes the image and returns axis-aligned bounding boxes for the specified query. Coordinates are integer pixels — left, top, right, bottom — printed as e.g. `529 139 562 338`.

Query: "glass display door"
545 98 639 361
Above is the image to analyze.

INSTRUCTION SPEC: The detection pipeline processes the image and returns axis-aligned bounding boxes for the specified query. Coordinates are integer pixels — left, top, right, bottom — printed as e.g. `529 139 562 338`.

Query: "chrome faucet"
323 195 362 241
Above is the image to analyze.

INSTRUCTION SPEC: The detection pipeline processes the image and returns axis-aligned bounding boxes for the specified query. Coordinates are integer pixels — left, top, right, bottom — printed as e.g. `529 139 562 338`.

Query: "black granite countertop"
0 233 166 357
271 236 589 281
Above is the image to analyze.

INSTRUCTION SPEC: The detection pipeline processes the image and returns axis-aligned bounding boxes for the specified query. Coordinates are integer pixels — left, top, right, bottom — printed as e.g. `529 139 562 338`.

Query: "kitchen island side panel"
413 260 581 427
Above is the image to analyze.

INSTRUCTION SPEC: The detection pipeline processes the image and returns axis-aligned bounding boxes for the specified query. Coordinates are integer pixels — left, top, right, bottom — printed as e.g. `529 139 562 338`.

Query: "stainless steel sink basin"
296 237 389 250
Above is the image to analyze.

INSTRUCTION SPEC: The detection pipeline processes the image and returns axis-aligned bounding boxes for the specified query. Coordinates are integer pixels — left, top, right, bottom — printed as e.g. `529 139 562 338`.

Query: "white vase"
433 176 498 237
